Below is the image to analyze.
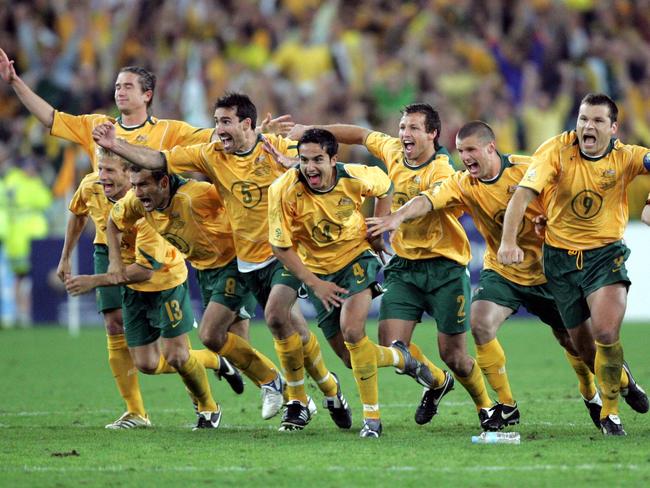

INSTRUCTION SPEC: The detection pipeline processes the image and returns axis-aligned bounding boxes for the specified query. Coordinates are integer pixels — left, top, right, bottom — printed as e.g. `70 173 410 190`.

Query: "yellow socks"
302 332 338 397
409 342 446 387
476 338 514 405
107 334 146 417
274 333 308 404
176 354 218 412
153 350 219 374
454 359 493 410
346 336 380 420
595 341 624 418
220 332 277 386
564 350 597 400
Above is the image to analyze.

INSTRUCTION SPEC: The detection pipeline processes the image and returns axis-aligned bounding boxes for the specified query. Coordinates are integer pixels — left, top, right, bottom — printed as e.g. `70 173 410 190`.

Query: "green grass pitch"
1 320 649 487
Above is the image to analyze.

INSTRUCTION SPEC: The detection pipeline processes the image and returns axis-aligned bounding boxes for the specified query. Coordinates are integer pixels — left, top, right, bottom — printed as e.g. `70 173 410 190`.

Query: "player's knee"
103 313 124 335
198 326 226 352
440 349 469 376
134 358 158 375
470 317 496 344
264 308 290 336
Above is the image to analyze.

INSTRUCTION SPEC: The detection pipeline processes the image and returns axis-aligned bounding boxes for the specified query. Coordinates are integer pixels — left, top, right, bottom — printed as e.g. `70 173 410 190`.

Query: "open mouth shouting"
402 140 416 158
219 133 235 152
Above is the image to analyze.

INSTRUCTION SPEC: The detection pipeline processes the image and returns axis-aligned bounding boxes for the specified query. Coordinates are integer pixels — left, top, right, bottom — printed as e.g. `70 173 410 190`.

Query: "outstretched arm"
93 123 165 170
497 186 537 265
57 213 88 282
65 264 153 296
288 123 371 145
366 195 432 237
367 193 393 263
0 48 55 127
272 245 348 312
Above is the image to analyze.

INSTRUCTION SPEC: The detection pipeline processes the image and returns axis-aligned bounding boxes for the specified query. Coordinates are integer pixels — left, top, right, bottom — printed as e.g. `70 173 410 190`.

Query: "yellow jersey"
110 177 235 270
364 131 470 265
68 172 187 291
424 154 547 286
520 132 650 250
51 112 213 171
162 134 297 266
268 163 392 274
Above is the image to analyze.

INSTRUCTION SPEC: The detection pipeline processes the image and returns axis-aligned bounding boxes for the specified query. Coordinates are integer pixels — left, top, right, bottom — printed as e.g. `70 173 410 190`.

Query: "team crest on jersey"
507 185 517 194
135 135 147 144
170 219 185 230
599 169 617 191
335 197 355 219
253 155 271 177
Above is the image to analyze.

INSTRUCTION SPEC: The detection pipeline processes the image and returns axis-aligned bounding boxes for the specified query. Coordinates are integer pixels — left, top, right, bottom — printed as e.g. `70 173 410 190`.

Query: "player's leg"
340 288 381 437
94 244 148 429
290 303 341 400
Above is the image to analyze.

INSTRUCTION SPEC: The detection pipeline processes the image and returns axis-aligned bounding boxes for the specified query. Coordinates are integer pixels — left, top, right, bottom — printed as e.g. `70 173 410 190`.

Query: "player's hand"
365 214 402 237
262 136 298 168
497 242 524 265
65 275 95 296
56 258 71 283
532 214 547 239
0 48 18 84
287 124 310 141
107 260 128 284
311 279 348 312
92 122 117 149
369 236 392 265
258 113 295 136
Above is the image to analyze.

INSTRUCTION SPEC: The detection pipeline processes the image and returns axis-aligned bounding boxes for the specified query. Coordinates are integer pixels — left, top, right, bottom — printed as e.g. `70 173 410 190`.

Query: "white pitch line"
2 464 643 475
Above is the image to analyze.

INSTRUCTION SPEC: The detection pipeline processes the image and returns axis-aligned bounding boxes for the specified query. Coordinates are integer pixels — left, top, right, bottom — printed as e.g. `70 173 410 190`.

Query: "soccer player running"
106 161 288 421
290 104 493 426
498 93 650 436
268 129 438 438
0 49 245 428
92 93 351 432
368 120 622 431
64 148 226 429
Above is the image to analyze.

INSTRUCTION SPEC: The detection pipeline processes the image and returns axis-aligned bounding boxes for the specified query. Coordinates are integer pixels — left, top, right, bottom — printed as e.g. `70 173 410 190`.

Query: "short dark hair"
118 66 156 109
402 103 441 148
457 120 496 144
129 163 167 182
580 93 618 123
298 128 338 157
214 92 257 128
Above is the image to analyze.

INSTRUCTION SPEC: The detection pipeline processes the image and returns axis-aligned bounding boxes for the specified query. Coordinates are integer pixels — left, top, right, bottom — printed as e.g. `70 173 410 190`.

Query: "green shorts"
93 244 122 313
379 256 470 335
306 251 382 339
542 241 631 329
472 269 565 330
121 281 195 347
196 259 257 319
241 259 302 309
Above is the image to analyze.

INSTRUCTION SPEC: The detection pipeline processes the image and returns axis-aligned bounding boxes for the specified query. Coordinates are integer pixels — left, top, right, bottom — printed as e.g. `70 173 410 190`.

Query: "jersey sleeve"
166 120 214 146
267 176 295 248
422 171 465 210
345 164 393 198
162 143 211 175
110 192 144 232
364 131 402 168
68 183 89 216
133 220 165 270
625 144 650 179
51 112 111 153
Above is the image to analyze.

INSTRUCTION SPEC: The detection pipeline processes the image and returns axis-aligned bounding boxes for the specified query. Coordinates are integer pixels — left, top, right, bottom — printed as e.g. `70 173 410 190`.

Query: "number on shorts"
456 295 466 318
352 262 365 279
612 255 624 273
164 300 183 321
224 277 237 295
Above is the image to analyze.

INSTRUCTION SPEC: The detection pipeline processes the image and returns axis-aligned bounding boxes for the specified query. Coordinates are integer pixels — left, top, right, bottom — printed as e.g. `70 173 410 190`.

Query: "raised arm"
0 48 55 128
57 213 88 282
497 186 537 265
289 123 371 145
368 191 393 263
93 123 165 170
